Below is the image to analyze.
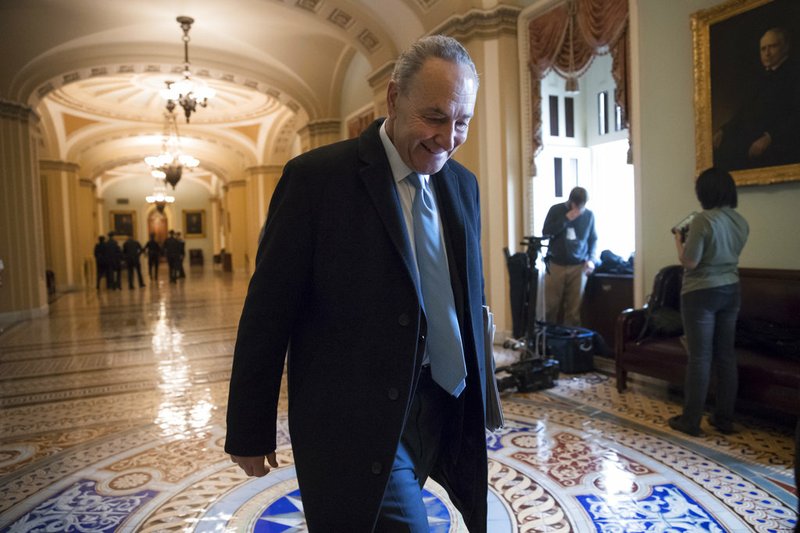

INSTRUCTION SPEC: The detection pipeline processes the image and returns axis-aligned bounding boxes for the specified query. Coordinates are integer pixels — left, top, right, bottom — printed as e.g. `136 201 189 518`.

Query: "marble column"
210 197 222 256
0 100 48 322
244 165 283 253
40 159 84 290
224 180 247 271
433 5 524 338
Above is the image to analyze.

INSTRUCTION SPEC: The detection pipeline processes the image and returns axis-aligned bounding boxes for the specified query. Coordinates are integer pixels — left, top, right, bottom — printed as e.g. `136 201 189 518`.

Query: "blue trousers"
680 283 741 428
375 367 453 532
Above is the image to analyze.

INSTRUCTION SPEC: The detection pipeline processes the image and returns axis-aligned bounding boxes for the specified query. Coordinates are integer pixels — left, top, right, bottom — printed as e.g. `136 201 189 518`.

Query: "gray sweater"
542 202 597 266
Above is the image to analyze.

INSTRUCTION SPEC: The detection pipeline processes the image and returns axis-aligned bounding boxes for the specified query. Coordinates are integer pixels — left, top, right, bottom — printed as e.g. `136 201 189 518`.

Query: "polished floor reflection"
0 268 797 532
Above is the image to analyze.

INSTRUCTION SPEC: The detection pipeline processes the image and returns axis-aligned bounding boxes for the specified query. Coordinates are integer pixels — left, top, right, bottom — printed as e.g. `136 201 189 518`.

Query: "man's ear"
386 81 399 117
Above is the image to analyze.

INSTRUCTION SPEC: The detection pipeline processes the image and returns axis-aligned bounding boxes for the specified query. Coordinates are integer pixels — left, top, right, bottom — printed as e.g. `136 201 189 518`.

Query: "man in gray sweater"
542 186 597 326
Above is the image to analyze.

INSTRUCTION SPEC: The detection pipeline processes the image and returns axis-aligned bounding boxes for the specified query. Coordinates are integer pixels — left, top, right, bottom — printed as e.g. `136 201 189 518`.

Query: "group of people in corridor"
93 230 187 289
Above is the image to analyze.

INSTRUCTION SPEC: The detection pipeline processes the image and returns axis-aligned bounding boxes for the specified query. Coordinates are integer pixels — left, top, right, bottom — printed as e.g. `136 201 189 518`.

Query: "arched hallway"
0 270 795 531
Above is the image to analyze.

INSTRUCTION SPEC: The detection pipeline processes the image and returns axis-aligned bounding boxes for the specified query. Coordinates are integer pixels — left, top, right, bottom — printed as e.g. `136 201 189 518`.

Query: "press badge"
566 227 576 240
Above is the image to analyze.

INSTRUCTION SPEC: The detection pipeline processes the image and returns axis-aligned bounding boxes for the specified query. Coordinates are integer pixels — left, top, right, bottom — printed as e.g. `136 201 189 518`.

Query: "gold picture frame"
109 210 136 239
183 209 205 238
692 0 800 186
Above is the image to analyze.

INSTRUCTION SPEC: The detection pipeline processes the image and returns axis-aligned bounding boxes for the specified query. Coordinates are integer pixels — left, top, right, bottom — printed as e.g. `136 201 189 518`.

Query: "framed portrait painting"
692 0 800 185
183 209 205 238
110 211 136 239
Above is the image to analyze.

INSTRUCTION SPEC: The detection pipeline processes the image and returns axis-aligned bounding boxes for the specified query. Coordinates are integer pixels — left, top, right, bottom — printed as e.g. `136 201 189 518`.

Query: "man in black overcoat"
225 35 489 531
122 235 145 289
104 232 122 290
93 235 107 290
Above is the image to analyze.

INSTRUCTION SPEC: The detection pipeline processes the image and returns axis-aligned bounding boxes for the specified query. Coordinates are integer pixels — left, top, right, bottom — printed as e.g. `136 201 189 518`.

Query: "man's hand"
748 133 771 159
231 452 279 477
583 260 595 274
566 204 583 221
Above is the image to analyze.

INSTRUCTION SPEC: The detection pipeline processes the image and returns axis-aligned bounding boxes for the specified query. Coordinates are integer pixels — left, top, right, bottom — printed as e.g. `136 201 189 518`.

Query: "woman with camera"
668 167 749 437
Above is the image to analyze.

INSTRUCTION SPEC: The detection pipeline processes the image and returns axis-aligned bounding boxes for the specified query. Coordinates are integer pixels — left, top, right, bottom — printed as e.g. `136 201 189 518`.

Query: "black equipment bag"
543 325 594 373
636 265 684 342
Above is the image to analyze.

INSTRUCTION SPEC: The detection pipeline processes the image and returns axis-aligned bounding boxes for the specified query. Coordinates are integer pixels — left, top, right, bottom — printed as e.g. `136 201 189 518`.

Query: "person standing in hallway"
225 35 490 531
163 231 181 283
93 235 107 290
668 168 749 437
104 232 123 290
143 233 161 281
542 186 597 326
176 231 186 278
122 235 145 289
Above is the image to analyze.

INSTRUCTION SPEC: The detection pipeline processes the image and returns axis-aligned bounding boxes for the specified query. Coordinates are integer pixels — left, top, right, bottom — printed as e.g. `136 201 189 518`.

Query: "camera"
671 212 697 243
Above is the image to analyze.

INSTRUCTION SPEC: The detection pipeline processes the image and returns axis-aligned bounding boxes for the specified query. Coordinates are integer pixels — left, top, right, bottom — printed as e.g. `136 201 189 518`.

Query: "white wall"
340 52 374 121
631 0 800 305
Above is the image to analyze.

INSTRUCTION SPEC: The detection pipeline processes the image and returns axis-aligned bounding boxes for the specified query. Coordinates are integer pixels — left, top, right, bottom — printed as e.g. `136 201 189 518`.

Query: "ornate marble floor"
0 268 797 532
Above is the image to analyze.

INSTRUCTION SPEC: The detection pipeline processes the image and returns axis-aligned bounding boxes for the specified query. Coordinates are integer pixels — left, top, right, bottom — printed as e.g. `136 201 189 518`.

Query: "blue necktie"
408 173 466 397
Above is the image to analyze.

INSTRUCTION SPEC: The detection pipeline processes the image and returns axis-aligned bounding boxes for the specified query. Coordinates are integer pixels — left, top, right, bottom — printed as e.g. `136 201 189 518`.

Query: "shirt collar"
379 120 430 185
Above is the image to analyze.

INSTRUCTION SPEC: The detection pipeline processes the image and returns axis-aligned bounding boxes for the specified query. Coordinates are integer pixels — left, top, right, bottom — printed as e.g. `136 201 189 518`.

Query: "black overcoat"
225 119 488 531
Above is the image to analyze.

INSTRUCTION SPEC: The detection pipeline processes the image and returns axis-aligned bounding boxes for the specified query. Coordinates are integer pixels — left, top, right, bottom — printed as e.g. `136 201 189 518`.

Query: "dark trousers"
126 260 145 288
148 255 159 280
167 255 180 282
106 265 121 289
95 262 105 289
375 367 454 532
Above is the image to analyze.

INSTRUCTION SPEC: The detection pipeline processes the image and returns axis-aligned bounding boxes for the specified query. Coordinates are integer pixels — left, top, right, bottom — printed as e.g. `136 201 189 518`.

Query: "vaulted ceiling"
0 0 530 197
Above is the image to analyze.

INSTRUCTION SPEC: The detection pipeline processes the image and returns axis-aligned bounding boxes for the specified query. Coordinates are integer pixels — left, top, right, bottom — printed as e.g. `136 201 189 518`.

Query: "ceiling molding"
431 5 521 41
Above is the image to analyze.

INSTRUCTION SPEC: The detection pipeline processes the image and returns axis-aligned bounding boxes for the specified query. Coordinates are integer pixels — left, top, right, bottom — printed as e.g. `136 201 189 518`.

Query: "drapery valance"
528 0 630 174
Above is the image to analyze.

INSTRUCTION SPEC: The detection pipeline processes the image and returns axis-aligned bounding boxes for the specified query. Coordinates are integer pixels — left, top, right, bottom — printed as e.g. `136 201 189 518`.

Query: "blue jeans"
680 283 741 428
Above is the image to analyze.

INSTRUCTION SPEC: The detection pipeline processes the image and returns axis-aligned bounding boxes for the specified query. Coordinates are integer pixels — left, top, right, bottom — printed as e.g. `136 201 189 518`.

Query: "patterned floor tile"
0 270 796 532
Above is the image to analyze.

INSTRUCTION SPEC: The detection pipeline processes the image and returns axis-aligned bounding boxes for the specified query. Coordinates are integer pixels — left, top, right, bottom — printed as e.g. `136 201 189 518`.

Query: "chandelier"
144 113 199 189
146 179 176 213
161 16 215 122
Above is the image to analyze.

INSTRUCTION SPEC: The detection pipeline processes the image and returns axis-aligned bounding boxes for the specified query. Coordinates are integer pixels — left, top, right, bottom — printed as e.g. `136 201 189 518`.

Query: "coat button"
387 387 399 400
398 313 410 326
371 462 382 475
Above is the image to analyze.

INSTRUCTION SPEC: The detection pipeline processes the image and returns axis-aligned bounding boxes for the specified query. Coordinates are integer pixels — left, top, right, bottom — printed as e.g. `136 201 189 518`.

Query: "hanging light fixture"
144 112 199 189
161 16 215 122
146 178 176 212
564 0 580 94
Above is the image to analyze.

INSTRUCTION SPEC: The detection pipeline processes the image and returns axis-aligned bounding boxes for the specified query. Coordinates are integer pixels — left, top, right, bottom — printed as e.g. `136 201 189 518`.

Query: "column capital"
367 61 395 90
40 159 81 173
0 99 39 123
244 165 284 177
298 119 341 138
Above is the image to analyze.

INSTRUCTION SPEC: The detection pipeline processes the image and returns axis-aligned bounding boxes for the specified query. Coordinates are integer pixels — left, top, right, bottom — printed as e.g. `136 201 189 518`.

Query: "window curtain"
527 0 630 174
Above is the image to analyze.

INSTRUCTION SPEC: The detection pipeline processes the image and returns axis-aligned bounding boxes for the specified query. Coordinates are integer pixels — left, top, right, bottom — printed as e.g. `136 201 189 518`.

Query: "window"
614 104 623 132
554 157 563 197
565 97 575 138
597 91 608 135
549 95 559 136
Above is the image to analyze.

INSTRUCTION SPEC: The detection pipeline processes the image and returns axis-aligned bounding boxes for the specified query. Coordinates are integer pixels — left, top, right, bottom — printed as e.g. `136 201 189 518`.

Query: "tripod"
498 236 559 392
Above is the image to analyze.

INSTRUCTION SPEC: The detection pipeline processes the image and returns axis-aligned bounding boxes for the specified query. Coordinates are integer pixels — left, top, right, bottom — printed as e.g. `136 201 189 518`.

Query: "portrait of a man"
184 210 205 237
111 211 135 238
710 1 800 172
